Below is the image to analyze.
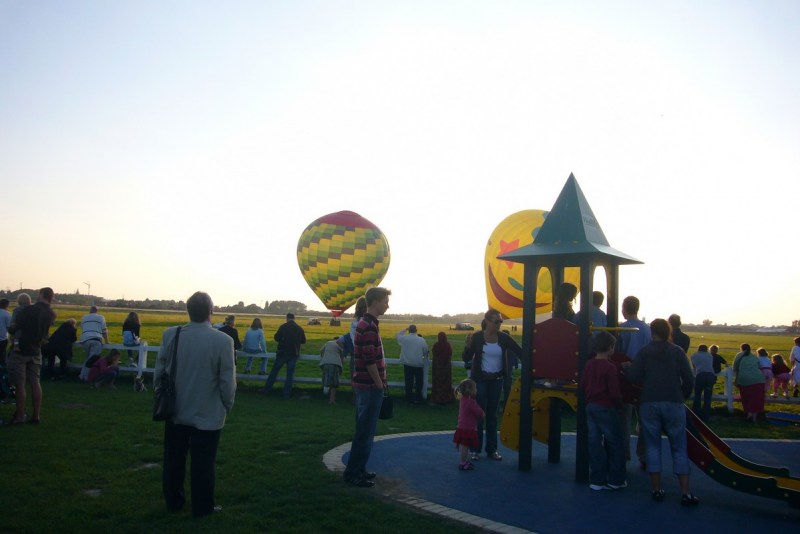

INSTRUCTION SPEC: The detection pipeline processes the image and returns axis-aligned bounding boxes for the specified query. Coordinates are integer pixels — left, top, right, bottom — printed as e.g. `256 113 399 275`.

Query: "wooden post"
574 260 593 482
518 262 538 471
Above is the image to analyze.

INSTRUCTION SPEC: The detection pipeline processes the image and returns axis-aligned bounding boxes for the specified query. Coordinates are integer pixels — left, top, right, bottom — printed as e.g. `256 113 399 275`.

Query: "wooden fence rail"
70 343 797 410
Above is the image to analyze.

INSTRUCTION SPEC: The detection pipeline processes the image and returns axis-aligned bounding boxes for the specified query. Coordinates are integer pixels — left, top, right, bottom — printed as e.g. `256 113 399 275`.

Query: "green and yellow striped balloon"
297 211 391 317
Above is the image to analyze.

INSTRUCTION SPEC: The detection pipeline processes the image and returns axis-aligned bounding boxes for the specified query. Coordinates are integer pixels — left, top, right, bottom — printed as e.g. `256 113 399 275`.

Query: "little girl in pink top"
771 354 792 398
453 379 484 471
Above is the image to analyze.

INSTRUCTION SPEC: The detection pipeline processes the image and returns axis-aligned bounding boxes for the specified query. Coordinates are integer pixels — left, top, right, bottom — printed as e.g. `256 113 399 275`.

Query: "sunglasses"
490 318 503 325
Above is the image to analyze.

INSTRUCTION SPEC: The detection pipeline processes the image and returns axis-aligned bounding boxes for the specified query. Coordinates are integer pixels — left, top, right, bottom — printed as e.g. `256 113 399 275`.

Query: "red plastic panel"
531 318 579 380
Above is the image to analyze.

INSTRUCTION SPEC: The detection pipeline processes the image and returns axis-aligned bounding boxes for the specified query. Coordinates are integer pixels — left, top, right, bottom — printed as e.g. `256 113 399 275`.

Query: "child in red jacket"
581 331 626 491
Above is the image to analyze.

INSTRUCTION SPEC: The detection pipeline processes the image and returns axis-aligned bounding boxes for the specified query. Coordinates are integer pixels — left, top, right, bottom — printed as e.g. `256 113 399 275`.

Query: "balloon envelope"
485 209 579 319
297 211 390 317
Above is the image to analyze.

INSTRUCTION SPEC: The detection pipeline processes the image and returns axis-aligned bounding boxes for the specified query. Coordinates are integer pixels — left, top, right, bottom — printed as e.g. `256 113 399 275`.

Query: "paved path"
325 432 800 533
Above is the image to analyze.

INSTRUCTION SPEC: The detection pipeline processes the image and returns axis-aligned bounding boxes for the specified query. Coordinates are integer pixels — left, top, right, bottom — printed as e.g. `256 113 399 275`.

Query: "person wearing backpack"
6 287 56 425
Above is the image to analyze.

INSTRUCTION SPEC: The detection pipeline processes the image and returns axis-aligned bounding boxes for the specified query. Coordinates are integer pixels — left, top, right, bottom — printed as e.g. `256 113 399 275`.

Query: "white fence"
72 343 759 411
72 343 432 390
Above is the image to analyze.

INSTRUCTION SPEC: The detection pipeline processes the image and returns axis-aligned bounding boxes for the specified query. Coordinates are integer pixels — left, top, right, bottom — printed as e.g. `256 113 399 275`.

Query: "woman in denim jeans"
624 318 699 506
462 309 521 462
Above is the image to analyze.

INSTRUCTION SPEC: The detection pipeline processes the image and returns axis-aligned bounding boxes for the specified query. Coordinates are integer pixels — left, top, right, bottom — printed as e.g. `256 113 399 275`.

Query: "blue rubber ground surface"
338 433 800 533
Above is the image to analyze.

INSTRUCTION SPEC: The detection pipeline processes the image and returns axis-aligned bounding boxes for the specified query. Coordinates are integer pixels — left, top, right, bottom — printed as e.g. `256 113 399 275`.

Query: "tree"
266 300 307 314
702 319 713 326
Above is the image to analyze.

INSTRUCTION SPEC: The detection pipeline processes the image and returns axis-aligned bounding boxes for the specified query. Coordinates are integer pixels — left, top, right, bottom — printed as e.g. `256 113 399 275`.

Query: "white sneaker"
607 481 628 490
589 484 610 491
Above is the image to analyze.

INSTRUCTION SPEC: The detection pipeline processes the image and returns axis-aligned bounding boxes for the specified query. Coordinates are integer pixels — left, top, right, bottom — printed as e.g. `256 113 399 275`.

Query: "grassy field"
46 304 480 357
2 307 798 533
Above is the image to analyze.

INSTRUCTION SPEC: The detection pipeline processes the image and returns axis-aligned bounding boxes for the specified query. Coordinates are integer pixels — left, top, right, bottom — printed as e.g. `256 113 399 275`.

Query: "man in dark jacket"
43 318 77 379
217 315 242 353
669 314 690 353
260 313 306 399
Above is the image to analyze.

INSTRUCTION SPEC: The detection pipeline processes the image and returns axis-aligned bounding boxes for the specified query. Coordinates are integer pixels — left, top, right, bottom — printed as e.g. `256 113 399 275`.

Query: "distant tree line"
1 289 487 321
1 289 189 311
0 290 310 315
216 300 308 315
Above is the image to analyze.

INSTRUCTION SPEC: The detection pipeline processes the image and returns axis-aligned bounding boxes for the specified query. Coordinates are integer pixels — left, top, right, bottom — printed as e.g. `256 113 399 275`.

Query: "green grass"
3 308 797 532
2 379 478 534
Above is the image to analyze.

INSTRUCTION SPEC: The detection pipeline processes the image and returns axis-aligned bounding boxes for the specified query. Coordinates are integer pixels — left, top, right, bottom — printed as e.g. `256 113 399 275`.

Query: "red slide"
684 407 800 508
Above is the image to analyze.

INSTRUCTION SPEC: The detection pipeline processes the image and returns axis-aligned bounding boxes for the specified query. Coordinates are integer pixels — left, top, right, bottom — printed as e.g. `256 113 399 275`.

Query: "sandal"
651 489 665 502
458 462 475 471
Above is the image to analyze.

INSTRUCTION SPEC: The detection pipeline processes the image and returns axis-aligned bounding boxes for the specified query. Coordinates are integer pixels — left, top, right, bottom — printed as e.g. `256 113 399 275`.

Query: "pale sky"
2 1 798 326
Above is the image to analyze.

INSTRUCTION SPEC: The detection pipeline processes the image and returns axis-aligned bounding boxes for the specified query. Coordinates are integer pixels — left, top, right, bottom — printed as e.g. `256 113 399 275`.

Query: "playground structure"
498 173 641 477
498 316 800 508
496 174 800 508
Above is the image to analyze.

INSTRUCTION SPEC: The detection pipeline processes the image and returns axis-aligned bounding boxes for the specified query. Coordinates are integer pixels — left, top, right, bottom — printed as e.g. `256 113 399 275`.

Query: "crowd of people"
587 297 799 505
3 285 799 515
454 290 800 510
0 292 462 413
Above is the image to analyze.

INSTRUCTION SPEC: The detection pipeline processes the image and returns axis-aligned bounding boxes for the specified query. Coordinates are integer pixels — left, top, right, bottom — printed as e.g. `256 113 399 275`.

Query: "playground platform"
325 432 800 533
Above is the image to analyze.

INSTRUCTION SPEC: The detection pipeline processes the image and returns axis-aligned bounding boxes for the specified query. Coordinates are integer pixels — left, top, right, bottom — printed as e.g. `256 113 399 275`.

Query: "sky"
1 0 798 326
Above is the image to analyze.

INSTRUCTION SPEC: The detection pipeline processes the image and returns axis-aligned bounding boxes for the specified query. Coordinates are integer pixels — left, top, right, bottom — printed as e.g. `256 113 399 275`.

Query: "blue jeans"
639 401 690 475
244 349 267 374
263 355 297 398
586 403 626 486
692 372 716 422
472 376 502 455
343 387 384 480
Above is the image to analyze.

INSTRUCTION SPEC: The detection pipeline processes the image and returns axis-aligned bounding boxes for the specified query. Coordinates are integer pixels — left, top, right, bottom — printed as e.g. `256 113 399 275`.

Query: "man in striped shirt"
78 305 109 381
343 286 391 488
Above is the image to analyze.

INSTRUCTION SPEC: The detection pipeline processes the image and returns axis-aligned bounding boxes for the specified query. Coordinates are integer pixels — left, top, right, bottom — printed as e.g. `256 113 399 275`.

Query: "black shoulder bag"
379 389 394 420
153 327 181 422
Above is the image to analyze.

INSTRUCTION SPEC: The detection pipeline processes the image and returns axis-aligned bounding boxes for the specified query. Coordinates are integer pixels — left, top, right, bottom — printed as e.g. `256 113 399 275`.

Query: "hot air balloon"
485 209 579 319
297 211 390 317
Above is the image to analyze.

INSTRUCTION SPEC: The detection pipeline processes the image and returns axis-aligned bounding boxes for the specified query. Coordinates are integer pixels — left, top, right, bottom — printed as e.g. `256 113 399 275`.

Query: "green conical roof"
499 173 642 264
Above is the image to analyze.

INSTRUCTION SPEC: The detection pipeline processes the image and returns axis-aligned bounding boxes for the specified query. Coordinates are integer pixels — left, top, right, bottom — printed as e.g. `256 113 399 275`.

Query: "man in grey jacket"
155 291 236 517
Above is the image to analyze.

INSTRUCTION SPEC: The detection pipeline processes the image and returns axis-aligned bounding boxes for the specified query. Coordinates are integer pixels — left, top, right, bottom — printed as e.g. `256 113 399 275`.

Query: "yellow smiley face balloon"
484 209 580 319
